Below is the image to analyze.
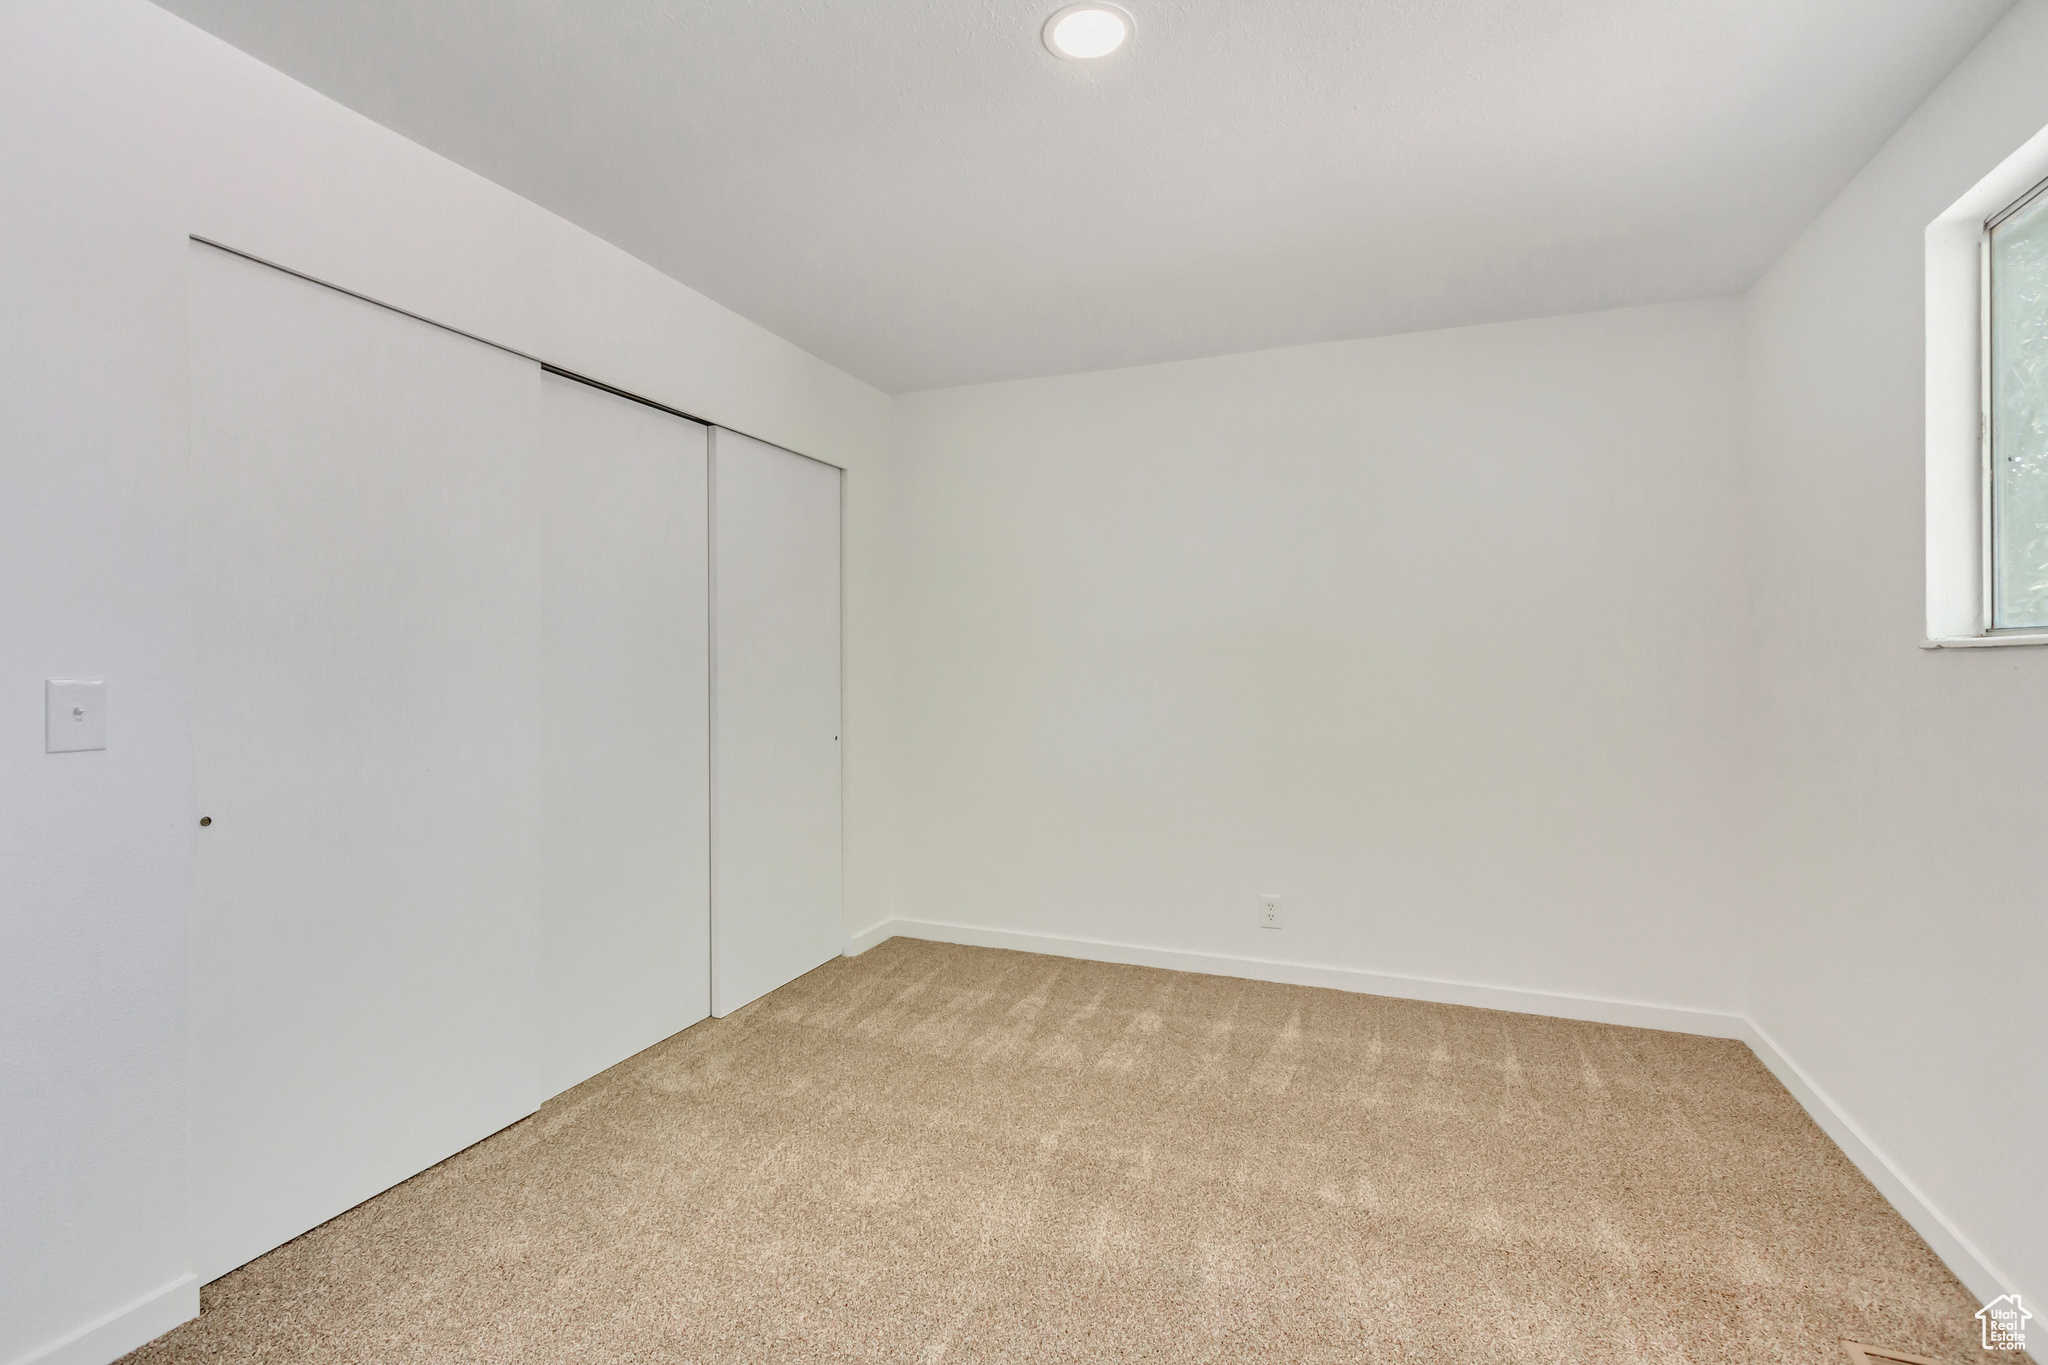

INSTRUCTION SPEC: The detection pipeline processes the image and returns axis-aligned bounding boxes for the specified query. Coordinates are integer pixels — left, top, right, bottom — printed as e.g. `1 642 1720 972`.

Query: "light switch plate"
46 679 107 752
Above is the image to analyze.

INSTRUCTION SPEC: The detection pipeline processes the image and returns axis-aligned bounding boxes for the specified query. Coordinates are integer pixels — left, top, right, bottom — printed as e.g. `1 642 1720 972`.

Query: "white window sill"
1921 633 2048 649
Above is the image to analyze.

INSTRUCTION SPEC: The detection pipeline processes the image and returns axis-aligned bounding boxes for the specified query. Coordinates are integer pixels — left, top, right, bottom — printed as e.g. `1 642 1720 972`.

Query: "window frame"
1981 173 2048 634
1923 122 2048 650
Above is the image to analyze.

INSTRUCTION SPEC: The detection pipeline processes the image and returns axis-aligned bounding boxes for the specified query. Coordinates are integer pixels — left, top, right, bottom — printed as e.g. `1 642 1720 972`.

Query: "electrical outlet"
1259 894 1282 929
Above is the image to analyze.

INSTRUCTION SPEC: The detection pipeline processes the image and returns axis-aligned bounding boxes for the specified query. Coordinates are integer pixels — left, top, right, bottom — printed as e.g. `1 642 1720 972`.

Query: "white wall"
0 2 890 1361
883 300 1753 1016
1742 0 2048 1312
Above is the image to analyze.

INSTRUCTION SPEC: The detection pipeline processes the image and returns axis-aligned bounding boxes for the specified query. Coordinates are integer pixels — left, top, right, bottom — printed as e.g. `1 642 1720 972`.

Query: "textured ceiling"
154 0 2015 392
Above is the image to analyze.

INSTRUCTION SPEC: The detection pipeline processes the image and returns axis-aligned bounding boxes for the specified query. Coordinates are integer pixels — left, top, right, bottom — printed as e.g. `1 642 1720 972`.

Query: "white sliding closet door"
710 429 843 1016
533 373 709 1097
189 246 550 1281
188 244 712 1281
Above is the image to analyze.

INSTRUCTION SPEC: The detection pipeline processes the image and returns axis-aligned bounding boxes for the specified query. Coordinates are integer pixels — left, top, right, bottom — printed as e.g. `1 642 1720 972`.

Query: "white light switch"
46 679 107 752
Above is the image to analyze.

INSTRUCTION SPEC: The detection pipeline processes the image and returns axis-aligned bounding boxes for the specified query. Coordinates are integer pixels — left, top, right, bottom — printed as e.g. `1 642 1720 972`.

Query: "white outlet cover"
46 679 107 752
1260 894 1282 928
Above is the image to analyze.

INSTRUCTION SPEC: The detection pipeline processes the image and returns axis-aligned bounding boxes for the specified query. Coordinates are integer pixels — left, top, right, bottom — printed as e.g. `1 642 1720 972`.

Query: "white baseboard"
849 917 1748 1038
8 1274 197 1365
848 917 2021 1312
844 917 898 957
1739 1020 2019 1311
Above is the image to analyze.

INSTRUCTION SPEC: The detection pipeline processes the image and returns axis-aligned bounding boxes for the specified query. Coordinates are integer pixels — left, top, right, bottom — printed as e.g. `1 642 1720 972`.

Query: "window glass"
1989 187 2048 628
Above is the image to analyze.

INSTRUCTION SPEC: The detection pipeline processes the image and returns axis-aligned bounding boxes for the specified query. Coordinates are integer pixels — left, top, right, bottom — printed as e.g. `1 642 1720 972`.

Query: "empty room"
4 1 2043 1362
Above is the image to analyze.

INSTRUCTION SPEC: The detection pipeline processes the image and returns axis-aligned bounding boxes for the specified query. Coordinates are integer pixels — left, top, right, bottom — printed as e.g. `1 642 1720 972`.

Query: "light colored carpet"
126 938 2017 1364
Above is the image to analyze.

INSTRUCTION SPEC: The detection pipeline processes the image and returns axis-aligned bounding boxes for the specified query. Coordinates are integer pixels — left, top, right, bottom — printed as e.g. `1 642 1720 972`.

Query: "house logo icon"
1977 1294 2031 1352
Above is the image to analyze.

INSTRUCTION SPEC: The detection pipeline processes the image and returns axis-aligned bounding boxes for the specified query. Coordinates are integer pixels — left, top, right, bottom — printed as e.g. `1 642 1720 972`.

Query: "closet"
186 242 838 1281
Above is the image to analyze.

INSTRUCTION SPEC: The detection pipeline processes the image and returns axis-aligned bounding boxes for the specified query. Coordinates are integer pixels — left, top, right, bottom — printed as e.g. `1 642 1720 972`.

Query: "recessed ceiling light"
1043 4 1133 61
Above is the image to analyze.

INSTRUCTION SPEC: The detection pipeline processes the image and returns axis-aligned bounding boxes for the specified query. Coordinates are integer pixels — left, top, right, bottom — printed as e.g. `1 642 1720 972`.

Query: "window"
1924 128 2048 646
1987 180 2048 630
